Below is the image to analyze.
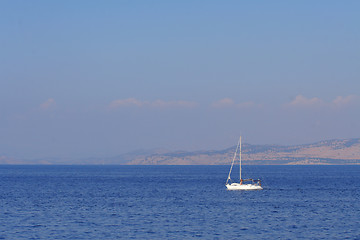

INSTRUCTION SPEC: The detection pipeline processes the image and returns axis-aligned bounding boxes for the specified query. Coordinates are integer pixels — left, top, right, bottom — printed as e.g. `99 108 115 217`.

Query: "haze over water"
1 1 360 160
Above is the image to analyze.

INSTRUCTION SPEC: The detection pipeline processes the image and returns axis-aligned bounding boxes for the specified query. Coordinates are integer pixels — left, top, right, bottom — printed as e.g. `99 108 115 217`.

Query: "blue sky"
1 1 359 159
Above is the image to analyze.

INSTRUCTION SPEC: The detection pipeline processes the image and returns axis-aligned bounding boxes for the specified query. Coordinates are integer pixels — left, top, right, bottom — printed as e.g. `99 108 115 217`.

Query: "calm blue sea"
0 165 359 239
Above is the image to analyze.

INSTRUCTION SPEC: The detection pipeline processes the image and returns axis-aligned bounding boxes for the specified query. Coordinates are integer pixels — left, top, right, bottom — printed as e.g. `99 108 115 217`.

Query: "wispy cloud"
211 98 261 109
40 98 56 110
108 98 198 109
109 98 145 108
211 98 234 108
286 95 324 107
332 95 359 107
286 94 359 108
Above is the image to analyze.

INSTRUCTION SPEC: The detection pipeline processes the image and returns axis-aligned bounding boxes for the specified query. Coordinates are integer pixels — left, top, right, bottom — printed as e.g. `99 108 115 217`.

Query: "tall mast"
239 136 242 182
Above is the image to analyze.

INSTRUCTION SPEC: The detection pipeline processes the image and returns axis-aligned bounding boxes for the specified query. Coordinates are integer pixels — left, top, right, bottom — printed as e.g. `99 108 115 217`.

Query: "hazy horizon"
1 1 359 160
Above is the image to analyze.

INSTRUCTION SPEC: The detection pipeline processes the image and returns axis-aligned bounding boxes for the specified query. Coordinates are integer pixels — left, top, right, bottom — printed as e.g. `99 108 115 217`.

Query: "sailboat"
225 136 263 190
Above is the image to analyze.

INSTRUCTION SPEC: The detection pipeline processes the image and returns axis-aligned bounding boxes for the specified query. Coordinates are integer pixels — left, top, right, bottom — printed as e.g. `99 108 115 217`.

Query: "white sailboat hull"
226 183 263 190
225 136 264 191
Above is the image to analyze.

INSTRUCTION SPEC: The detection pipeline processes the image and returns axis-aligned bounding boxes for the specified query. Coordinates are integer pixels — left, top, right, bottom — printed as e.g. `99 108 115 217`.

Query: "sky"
0 1 359 159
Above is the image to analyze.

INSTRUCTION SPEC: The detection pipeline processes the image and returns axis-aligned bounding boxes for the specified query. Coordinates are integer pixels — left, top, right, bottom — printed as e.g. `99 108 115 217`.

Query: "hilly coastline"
127 138 360 165
1 138 359 165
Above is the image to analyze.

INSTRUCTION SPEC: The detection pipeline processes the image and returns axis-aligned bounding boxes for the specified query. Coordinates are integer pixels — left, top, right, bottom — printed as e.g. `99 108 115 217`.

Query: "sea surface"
0 165 359 239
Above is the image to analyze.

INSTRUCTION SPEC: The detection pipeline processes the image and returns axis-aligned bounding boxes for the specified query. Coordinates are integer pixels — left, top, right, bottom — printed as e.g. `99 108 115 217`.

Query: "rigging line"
226 138 240 185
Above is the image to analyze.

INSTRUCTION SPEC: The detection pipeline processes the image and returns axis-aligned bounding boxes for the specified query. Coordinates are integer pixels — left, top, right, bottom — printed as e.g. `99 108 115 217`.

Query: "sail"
226 136 241 185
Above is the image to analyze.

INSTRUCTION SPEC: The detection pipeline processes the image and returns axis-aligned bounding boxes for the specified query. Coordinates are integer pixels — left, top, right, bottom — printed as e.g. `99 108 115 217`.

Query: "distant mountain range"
125 138 360 165
1 138 360 165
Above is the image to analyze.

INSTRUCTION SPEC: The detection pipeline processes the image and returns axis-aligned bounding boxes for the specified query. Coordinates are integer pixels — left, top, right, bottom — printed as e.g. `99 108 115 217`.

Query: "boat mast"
239 136 242 182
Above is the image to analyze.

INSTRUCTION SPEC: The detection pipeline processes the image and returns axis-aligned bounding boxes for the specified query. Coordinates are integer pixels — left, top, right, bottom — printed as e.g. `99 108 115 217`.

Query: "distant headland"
1 138 360 165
